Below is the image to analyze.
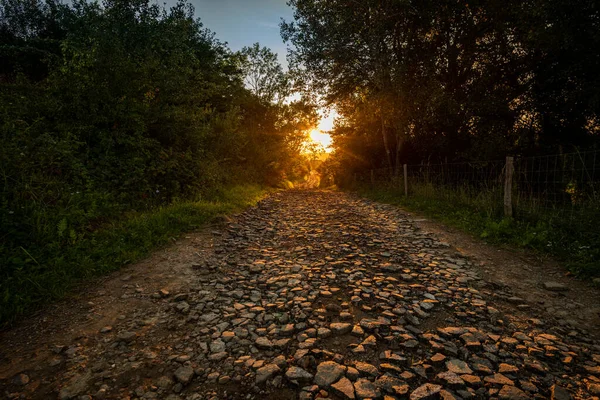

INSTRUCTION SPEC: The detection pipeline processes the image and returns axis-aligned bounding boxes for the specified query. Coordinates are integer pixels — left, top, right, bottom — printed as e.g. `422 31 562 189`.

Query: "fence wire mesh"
513 151 599 222
358 149 600 228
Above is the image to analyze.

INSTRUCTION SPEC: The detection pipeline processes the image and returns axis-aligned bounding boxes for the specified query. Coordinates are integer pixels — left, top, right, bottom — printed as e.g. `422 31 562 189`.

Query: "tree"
0 0 73 81
239 43 290 105
0 0 312 322
282 0 600 183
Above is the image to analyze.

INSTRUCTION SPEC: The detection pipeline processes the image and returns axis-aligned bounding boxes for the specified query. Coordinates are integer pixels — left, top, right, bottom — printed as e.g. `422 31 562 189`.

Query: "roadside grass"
0 184 270 327
357 184 600 278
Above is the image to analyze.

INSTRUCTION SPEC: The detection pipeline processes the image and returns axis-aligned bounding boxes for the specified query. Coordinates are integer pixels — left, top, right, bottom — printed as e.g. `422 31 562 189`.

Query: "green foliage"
239 43 290 105
0 0 311 325
0 184 269 326
283 0 600 175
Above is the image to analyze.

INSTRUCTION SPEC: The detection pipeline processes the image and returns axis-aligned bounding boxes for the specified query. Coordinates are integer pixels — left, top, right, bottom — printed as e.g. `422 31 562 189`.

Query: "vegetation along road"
1 190 599 399
2 0 600 398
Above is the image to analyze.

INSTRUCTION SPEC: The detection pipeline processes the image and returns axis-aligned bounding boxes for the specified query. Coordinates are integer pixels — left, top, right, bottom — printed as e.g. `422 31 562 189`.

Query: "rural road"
1 190 600 399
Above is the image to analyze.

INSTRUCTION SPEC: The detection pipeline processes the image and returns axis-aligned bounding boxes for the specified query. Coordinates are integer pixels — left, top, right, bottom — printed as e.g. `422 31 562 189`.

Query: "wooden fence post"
403 164 408 196
370 170 375 186
504 156 514 217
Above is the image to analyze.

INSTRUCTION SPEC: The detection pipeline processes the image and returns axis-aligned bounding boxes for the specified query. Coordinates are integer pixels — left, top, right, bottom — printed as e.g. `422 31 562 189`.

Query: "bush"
0 0 311 325
0 184 269 325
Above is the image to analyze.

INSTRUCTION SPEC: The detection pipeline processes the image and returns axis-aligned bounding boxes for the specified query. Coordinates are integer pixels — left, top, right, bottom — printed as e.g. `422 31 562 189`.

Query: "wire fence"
355 150 600 228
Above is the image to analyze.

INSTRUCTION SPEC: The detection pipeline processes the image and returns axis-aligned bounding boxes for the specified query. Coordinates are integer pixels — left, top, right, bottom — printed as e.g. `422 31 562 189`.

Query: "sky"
159 0 338 142
160 0 294 68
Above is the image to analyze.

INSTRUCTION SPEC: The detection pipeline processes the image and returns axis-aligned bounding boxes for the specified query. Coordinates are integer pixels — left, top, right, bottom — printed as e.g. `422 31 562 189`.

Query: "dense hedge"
0 0 310 324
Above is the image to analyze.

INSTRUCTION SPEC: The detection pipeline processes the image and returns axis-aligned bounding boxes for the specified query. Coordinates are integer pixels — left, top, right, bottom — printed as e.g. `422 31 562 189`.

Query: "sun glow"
309 129 333 152
305 110 338 154
318 111 337 132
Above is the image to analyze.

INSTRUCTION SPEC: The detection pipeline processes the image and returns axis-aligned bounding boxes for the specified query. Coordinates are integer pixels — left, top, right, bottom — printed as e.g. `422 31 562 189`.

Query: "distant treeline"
0 0 314 319
283 0 600 177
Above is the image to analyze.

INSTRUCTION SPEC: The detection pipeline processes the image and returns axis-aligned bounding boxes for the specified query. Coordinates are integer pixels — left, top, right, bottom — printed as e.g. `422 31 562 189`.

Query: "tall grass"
358 181 600 277
0 184 270 327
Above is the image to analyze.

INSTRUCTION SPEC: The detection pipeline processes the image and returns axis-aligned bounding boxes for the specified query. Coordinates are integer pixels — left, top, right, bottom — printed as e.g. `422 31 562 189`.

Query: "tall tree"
0 0 315 321
239 43 290 105
282 0 600 179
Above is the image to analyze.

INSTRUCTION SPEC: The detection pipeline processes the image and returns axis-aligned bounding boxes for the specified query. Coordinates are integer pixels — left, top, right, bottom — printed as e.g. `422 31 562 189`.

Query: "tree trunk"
394 132 403 178
381 112 393 172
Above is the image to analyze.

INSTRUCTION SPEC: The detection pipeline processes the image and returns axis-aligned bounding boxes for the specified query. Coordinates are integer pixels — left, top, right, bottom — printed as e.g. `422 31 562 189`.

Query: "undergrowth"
357 185 600 278
0 184 270 327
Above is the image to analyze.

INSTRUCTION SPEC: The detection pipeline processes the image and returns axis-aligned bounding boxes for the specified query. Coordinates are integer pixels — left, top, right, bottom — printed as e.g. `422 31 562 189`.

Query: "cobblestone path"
2 191 600 399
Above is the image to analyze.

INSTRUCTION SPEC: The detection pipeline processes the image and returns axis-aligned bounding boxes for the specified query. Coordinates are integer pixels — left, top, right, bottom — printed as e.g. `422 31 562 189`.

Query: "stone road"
2 190 600 399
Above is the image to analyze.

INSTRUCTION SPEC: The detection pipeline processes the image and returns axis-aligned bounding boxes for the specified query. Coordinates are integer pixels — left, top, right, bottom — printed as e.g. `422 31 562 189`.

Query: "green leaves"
0 0 305 325
285 0 600 177
57 217 67 238
239 43 290 105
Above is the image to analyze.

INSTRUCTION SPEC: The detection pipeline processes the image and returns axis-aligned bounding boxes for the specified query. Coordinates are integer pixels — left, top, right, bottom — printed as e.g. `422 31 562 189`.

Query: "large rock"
314 361 346 387
484 374 515 386
330 323 353 335
255 364 281 384
210 339 226 353
174 366 194 385
446 359 473 374
13 374 29 386
354 378 379 399
410 383 442 400
436 371 464 387
499 385 529 400
285 366 313 382
255 337 274 349
116 331 137 343
550 384 572 400
374 375 406 393
543 282 568 292
331 376 356 399
588 383 600 396
354 362 378 377
58 371 92 400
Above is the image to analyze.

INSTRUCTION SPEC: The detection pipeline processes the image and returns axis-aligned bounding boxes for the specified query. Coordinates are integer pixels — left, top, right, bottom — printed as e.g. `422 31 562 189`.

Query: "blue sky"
161 0 295 68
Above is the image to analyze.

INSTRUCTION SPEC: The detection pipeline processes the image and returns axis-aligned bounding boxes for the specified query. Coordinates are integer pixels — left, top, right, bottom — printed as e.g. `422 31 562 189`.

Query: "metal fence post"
504 156 514 217
403 164 408 196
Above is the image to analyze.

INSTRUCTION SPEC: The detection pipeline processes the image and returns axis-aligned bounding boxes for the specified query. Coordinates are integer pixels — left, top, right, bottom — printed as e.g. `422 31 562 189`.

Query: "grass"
0 184 271 327
356 182 600 278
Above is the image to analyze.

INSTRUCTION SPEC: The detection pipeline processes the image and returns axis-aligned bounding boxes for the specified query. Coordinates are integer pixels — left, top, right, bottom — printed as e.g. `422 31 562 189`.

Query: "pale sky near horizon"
159 0 337 138
160 0 294 68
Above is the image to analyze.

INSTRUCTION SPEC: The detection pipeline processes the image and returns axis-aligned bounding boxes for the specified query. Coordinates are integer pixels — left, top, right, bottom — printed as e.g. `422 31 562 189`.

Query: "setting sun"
305 110 338 153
